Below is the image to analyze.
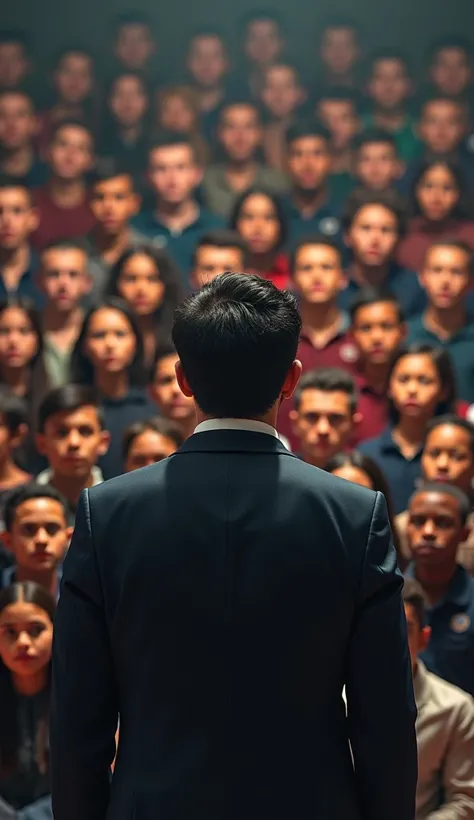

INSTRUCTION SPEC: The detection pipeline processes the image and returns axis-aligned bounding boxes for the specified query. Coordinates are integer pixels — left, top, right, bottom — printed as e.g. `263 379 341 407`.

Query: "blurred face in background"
352 301 405 366
430 47 472 97
422 423 474 495
318 98 359 151
159 92 196 133
125 428 178 471
114 23 156 71
54 52 93 105
320 26 359 77
261 65 304 120
416 164 459 222
420 244 471 310
49 124 94 181
235 193 281 256
354 141 403 191
90 175 140 235
150 353 194 424
109 75 148 128
0 307 38 371
192 245 245 288
346 204 399 267
219 104 261 163
187 35 228 89
0 599 53 684
244 18 283 67
292 243 346 305
0 91 36 150
287 135 332 192
368 58 411 111
83 307 136 375
40 247 91 313
0 42 29 89
117 252 165 317
0 186 38 250
329 462 374 489
36 406 109 480
148 143 201 206
419 100 466 154
291 388 358 467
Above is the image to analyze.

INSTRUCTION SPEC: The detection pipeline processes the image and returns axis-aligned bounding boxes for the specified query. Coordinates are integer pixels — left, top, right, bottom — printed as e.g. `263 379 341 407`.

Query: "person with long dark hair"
107 246 184 366
397 158 474 271
230 188 290 289
70 298 155 479
0 582 55 816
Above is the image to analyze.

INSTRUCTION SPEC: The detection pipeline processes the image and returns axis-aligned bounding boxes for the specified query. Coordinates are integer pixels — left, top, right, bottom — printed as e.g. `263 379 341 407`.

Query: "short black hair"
148 130 196 160
53 44 94 68
409 481 470 526
0 88 34 109
320 16 361 38
219 98 260 123
122 417 184 458
0 29 29 51
353 127 398 154
50 118 94 145
402 578 427 629
152 342 178 375
0 387 28 433
426 414 474 454
39 238 88 260
419 93 466 115
429 35 472 63
229 187 287 250
113 11 152 32
38 385 103 433
286 118 331 148
172 273 301 418
317 85 361 111
366 47 412 77
293 367 358 413
240 9 284 33
289 234 342 273
193 230 247 265
4 482 67 533
0 174 33 204
342 187 406 234
349 286 404 324
89 157 135 188
423 238 474 275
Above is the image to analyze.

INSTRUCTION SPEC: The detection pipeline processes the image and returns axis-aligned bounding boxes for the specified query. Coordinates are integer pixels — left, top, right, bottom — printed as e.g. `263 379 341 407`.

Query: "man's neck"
292 187 328 218
49 470 95 506
393 418 428 457
195 86 224 112
0 144 34 177
0 245 30 286
91 224 132 258
43 304 84 335
424 304 468 340
0 457 29 487
48 177 86 208
372 107 407 131
415 563 457 607
16 565 58 599
224 159 258 191
0 365 28 396
351 259 390 287
331 146 352 174
155 199 199 232
95 369 129 399
300 301 344 349
360 359 390 393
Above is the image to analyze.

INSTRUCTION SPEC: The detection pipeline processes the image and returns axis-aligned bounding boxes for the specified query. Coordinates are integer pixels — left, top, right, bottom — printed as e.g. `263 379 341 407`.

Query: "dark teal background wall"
3 0 472 77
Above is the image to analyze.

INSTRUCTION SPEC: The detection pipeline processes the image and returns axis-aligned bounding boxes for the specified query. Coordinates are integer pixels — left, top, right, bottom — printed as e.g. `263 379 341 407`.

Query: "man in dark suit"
51 273 417 820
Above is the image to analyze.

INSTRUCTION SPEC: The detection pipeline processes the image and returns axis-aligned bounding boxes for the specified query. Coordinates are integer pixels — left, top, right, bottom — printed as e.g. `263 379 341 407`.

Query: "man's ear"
175 361 194 398
98 431 111 457
281 360 302 401
65 526 74 542
420 625 431 653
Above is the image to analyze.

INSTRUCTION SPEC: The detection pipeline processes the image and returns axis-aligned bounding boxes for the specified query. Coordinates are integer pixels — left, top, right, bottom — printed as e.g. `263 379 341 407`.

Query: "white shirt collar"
194 418 279 439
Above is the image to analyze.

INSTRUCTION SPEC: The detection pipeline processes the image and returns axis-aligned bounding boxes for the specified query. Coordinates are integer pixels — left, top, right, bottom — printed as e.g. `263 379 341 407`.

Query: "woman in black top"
0 582 55 816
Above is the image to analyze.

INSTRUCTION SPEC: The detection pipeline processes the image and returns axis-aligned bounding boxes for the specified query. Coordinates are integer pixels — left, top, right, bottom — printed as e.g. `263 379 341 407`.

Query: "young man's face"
148 144 201 206
36 405 109 480
407 490 468 572
114 23 155 70
0 92 36 151
187 35 228 88
346 204 399 267
290 388 357 467
0 186 38 250
431 47 472 97
292 243 346 305
125 429 178 472
0 42 29 89
6 498 71 574
419 100 466 154
219 105 261 163
416 163 459 222
422 424 474 495
110 76 148 128
355 142 402 191
192 245 245 288
55 52 93 106
317 99 359 151
287 136 332 192
420 245 471 310
244 19 283 66
90 174 139 235
404 602 431 673
368 58 411 111
150 353 194 423
261 65 302 120
49 125 94 181
39 247 91 313
320 26 359 76
352 301 405 366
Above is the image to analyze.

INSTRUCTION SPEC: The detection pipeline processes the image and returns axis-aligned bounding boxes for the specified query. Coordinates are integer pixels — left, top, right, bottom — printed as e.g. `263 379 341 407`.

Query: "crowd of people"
0 9 474 817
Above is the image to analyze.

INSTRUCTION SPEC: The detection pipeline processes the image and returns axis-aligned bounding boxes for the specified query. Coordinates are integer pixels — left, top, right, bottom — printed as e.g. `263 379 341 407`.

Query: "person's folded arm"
346 491 418 820
51 489 118 820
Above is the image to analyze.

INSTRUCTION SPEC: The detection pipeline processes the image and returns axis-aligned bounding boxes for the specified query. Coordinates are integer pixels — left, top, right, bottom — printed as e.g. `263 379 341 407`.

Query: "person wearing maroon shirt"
32 119 95 250
349 286 407 446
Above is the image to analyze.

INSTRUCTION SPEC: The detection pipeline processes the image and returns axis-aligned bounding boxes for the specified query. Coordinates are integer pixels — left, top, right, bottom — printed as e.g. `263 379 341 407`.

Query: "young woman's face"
118 253 165 317
330 463 374 489
84 307 137 374
159 94 195 133
0 307 39 369
390 353 444 420
236 193 281 255
0 600 53 680
110 76 148 127
416 164 459 222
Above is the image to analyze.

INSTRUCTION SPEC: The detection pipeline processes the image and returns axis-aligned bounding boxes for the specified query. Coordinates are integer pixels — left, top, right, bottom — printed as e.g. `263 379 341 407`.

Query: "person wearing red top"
397 158 474 271
349 286 407 445
230 187 290 289
276 235 359 448
32 120 95 250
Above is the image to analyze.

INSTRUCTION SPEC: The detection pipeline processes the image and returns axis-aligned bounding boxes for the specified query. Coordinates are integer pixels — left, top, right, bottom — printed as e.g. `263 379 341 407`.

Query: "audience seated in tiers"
0 90 48 188
0 178 43 307
397 415 474 573
405 482 474 698
202 100 288 219
190 229 247 289
230 188 290 289
122 416 183 473
403 578 474 820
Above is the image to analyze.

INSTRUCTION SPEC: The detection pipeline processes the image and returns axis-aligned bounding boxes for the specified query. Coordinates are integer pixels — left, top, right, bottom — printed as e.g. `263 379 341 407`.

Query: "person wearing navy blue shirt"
360 343 459 513
0 177 43 307
339 188 426 319
132 131 224 288
282 119 344 248
405 482 474 697
406 239 474 404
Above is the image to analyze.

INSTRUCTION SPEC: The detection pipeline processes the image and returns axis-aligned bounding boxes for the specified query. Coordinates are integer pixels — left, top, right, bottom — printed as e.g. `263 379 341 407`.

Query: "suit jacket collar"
176 429 295 456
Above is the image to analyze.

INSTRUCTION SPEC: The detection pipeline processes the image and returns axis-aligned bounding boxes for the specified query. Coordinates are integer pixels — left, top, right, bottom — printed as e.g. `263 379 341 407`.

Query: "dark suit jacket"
51 430 417 820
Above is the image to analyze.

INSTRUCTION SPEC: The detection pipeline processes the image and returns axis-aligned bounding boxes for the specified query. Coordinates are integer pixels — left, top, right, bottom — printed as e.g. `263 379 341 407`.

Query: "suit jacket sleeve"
345 491 418 820
51 489 118 820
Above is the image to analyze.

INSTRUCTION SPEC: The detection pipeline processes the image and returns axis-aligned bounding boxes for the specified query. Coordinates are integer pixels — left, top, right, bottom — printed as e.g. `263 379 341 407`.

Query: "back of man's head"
172 272 301 418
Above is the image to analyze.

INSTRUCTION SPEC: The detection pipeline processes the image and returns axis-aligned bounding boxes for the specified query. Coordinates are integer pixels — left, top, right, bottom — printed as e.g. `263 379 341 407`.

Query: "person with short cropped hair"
0 89 48 188
32 120 96 250
403 577 474 819
0 177 43 307
191 229 246 289
123 417 183 472
110 11 158 78
133 131 223 285
203 100 288 219
428 36 473 101
352 129 405 193
317 18 361 88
